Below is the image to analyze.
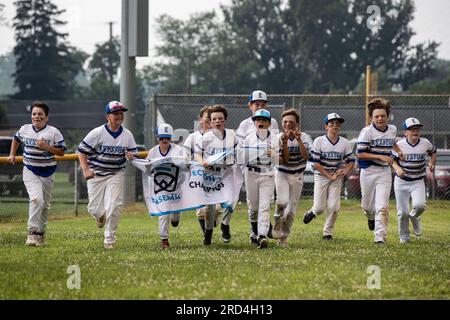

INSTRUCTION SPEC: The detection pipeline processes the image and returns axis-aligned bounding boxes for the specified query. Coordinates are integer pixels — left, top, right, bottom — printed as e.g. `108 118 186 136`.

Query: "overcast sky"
0 0 449 69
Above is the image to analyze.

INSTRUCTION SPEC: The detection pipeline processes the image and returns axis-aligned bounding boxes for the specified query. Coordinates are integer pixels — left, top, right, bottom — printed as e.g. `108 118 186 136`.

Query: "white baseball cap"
403 117 423 130
156 123 174 138
249 90 268 103
324 113 344 124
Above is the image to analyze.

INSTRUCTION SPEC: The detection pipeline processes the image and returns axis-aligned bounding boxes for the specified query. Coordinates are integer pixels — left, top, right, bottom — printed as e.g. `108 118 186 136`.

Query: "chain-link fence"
0 161 84 222
1 94 449 222
151 94 450 201
0 159 147 222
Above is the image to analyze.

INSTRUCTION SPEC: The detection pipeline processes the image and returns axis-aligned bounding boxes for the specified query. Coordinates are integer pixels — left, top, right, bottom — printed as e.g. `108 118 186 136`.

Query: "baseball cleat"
203 229 213 246
35 235 44 247
257 236 268 249
277 237 288 248
271 218 283 239
303 210 316 224
368 219 375 231
104 242 115 250
249 235 258 245
161 239 170 249
96 215 106 228
410 217 422 237
221 223 231 243
374 240 385 245
322 235 333 241
25 234 37 246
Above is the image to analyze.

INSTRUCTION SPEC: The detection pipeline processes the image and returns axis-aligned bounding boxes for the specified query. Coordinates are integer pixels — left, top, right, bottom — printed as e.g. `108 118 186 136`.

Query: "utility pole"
120 0 148 206
186 57 191 93
107 21 117 40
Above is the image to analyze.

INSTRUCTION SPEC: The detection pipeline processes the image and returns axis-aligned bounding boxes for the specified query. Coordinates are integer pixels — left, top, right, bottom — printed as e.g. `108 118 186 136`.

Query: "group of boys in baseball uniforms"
8 96 436 248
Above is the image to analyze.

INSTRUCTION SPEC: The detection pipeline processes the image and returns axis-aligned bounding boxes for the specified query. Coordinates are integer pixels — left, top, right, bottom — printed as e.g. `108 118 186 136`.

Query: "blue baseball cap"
324 113 344 124
252 109 271 121
403 117 423 130
105 101 128 114
249 90 268 103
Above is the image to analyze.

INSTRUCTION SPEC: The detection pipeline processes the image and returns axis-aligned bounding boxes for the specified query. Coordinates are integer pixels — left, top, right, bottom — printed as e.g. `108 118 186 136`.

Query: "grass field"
0 198 449 300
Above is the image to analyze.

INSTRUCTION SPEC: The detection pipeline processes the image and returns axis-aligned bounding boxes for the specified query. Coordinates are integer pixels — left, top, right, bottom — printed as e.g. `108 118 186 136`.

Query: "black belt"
277 167 305 174
247 165 272 173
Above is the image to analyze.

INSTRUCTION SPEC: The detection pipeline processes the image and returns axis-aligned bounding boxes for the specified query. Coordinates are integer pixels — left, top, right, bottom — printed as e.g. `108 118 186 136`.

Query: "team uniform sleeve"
270 135 280 167
310 138 321 163
145 147 153 161
391 124 398 135
277 134 284 156
78 128 99 156
357 127 370 154
271 118 279 133
126 131 138 155
176 146 191 166
303 134 313 151
231 131 239 164
302 134 313 162
14 125 26 144
426 139 437 155
233 131 238 149
53 128 67 150
235 121 247 143
183 133 193 155
391 139 401 160
391 149 400 160
344 140 355 163
271 134 280 153
193 134 205 156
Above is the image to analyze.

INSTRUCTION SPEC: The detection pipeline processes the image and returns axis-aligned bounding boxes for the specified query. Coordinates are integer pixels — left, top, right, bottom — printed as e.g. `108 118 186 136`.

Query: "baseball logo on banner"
152 163 181 194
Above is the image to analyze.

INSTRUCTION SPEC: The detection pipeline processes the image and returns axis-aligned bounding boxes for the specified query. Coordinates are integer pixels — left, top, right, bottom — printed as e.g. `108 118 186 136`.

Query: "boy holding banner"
146 123 186 249
183 105 222 235
195 104 242 246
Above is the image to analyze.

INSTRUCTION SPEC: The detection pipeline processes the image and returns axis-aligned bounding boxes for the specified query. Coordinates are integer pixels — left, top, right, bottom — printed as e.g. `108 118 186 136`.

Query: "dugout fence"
1 94 449 222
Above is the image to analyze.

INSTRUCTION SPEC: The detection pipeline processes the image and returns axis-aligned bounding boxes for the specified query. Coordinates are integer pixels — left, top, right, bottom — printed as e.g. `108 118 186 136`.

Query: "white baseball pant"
159 214 181 239
243 169 257 239
274 170 304 238
197 205 224 221
196 207 205 218
23 166 54 235
394 177 426 242
219 205 229 225
311 174 343 236
87 171 124 245
360 166 392 242
204 204 217 230
245 170 275 237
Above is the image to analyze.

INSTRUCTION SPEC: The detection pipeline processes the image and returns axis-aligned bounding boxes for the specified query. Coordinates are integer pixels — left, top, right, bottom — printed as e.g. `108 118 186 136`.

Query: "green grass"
0 199 449 299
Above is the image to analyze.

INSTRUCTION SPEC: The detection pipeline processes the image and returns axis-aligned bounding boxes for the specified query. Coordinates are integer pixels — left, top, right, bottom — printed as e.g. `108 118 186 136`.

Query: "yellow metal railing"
0 151 149 164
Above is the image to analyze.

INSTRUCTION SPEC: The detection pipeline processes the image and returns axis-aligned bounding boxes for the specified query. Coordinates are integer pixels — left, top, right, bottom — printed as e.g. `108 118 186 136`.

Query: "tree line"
5 0 449 100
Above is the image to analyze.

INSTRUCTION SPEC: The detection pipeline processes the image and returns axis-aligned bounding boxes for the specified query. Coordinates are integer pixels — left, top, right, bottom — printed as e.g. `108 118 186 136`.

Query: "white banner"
131 153 243 216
